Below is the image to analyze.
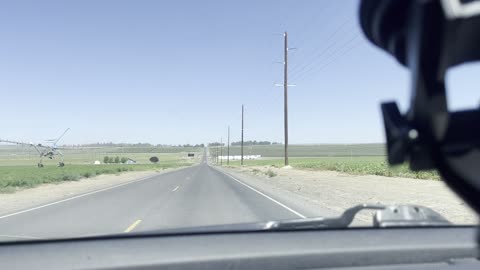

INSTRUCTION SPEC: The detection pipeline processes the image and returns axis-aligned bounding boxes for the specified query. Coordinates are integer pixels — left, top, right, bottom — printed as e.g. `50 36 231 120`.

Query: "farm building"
125 159 136 164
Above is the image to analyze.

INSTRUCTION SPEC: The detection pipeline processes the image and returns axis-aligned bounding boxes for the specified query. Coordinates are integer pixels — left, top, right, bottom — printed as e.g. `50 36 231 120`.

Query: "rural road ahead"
0 156 308 241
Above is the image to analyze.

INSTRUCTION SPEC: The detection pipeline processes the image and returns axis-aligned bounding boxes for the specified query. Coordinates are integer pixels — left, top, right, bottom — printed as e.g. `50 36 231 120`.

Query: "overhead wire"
286 2 339 69
289 18 355 78
290 33 360 82
293 36 362 85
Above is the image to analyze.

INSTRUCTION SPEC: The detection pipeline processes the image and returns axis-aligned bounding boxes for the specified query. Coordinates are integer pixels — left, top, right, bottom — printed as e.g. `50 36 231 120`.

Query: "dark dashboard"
0 226 478 269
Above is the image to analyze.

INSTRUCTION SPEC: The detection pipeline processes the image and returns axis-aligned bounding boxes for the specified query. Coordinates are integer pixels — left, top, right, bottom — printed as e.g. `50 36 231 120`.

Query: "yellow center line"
124 219 142 233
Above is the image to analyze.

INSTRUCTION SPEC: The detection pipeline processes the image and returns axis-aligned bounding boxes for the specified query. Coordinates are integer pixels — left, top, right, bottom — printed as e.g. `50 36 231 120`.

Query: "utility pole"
220 137 223 166
213 144 216 164
283 31 289 166
275 32 295 166
227 126 230 165
241 104 244 166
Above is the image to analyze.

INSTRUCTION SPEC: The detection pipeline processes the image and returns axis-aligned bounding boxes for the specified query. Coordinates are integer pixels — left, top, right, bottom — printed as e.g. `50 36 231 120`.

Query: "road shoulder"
218 165 478 225
212 165 341 220
0 167 187 217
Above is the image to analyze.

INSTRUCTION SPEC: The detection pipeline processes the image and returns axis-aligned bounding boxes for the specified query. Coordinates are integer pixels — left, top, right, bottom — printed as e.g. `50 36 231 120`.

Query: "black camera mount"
359 0 480 213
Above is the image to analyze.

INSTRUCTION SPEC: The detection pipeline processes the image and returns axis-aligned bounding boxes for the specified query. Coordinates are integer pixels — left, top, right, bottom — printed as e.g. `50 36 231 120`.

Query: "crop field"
0 145 203 193
0 145 202 166
212 144 439 180
211 143 385 157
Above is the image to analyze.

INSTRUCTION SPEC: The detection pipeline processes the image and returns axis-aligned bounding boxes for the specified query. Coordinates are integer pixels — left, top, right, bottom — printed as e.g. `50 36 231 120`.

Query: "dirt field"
223 165 478 225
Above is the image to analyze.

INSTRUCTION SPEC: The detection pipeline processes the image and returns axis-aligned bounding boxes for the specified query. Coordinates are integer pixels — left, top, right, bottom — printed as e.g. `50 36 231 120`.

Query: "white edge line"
0 234 42 240
210 166 306 219
0 173 163 220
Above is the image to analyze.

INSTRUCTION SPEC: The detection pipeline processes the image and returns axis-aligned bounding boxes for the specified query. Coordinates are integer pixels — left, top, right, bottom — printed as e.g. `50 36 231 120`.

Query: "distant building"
94 160 101 165
219 155 261 160
125 159 136 164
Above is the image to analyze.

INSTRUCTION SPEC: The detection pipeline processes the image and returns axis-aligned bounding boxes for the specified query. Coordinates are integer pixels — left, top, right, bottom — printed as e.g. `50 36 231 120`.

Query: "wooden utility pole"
220 137 223 166
241 104 244 165
227 126 230 165
283 31 289 166
216 144 219 164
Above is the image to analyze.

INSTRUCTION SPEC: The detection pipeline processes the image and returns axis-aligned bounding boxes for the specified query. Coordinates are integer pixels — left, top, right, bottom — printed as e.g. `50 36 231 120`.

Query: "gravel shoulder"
0 167 185 216
220 165 478 225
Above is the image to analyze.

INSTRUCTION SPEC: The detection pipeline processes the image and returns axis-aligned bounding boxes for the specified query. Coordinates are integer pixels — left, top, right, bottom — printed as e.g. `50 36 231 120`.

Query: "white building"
219 155 261 160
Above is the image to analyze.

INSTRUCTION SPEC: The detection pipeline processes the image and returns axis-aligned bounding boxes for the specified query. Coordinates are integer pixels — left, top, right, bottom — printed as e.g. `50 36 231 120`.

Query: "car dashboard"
0 226 478 269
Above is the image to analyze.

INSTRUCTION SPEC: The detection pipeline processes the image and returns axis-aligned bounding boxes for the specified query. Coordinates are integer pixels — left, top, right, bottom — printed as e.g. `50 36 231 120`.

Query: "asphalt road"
0 158 305 241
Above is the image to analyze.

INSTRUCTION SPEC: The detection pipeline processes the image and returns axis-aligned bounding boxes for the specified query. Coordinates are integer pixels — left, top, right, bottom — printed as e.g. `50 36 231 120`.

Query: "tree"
114 156 120 163
149 156 159 163
208 142 224 146
104 156 109 164
121 157 128 163
109 157 115 163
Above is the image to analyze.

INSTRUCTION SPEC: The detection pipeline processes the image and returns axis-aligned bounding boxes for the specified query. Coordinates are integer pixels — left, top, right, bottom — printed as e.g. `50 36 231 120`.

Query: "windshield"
0 0 477 242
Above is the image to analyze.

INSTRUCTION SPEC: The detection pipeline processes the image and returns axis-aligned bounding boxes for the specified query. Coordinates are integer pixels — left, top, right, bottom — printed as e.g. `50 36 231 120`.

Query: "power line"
289 18 354 75
290 31 358 81
290 33 360 81
285 2 338 63
293 37 361 85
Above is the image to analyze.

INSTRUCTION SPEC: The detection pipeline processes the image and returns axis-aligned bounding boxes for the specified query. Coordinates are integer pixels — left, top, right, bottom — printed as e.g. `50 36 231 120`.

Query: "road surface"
0 157 307 241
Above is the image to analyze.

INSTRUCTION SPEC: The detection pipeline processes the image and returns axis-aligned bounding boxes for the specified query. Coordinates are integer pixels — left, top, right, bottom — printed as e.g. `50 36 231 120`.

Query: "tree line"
231 140 281 146
104 156 129 164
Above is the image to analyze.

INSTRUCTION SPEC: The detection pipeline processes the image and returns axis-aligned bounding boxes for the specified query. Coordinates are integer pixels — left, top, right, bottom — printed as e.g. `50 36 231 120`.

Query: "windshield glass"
0 0 477 242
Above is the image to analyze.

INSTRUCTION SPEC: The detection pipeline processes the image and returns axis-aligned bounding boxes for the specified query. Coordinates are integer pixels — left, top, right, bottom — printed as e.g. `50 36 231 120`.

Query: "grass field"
0 145 202 166
212 143 385 157
0 145 203 193
211 144 439 180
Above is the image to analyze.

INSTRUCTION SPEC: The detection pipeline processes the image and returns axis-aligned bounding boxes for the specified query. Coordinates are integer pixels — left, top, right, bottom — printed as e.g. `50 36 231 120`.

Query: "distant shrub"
265 169 277 178
114 156 120 163
104 156 109 164
149 156 159 163
108 157 115 163
116 167 128 172
82 172 95 178
62 174 80 181
121 157 128 163
252 169 261 174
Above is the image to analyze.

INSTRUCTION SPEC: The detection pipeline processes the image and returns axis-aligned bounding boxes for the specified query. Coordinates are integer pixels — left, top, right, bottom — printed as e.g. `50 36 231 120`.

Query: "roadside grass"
227 157 440 180
252 168 261 175
0 162 193 193
265 169 277 178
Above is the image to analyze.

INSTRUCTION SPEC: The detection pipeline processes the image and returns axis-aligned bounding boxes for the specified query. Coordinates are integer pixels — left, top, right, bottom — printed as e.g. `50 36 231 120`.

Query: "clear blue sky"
0 0 478 145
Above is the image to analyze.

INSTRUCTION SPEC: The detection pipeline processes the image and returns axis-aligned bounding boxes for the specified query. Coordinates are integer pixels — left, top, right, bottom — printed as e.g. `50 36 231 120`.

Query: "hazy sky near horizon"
1 0 478 145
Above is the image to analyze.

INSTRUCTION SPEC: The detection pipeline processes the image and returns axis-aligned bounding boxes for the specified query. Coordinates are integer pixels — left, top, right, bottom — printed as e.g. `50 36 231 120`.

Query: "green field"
0 145 203 193
211 143 385 157
211 144 439 180
0 145 202 166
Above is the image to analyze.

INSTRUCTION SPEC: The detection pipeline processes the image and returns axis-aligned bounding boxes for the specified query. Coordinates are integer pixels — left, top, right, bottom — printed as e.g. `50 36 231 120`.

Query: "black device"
359 0 480 214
